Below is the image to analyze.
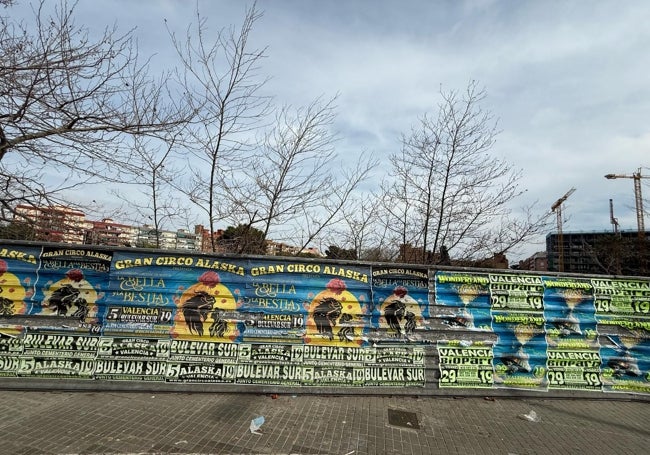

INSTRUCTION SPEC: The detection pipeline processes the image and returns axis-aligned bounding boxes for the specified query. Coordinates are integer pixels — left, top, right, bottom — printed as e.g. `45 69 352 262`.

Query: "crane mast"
551 188 576 272
605 167 647 239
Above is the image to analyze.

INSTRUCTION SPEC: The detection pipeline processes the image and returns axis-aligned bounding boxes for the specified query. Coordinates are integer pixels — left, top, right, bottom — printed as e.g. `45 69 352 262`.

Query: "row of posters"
434 272 649 394
0 334 425 386
1 246 431 345
1 244 649 393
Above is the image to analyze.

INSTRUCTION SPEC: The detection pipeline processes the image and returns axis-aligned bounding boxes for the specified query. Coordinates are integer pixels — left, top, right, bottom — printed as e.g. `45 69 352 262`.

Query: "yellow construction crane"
604 167 648 239
551 187 576 272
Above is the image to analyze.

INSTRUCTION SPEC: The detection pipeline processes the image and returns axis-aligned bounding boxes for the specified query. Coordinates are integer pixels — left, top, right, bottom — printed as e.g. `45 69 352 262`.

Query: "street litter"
250 416 265 435
518 410 540 422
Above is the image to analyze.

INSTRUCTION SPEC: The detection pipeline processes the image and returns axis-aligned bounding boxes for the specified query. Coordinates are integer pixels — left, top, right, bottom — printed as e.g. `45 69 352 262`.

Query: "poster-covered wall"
1 241 649 396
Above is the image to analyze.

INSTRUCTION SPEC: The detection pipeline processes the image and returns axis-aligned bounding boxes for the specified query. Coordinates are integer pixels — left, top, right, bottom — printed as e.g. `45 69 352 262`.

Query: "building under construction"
546 230 650 276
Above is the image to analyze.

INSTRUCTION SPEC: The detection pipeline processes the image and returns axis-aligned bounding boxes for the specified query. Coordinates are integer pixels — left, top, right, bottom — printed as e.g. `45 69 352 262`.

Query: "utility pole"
551 188 576 272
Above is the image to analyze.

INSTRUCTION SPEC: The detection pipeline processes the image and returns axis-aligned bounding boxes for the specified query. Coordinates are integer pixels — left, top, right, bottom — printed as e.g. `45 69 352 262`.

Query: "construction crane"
609 199 620 234
604 167 648 239
551 188 576 272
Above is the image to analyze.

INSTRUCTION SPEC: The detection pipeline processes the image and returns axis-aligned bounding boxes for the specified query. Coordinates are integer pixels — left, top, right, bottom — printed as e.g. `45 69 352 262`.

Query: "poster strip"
30 246 110 333
0 244 39 316
431 271 492 331
437 340 494 388
371 266 430 342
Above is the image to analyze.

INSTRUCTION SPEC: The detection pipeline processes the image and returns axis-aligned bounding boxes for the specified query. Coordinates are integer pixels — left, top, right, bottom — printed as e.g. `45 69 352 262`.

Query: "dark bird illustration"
605 336 642 378
384 299 406 337
0 296 13 316
46 284 87 319
313 297 342 340
71 300 89 321
500 352 532 374
440 307 474 329
608 351 642 378
552 316 581 337
182 291 216 336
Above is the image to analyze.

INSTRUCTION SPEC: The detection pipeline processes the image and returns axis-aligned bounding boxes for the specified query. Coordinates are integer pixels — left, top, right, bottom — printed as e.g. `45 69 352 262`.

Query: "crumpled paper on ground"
250 416 265 435
518 410 540 422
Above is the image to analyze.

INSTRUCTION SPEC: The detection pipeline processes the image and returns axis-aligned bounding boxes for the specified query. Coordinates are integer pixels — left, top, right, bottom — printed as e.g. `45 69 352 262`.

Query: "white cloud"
10 0 650 260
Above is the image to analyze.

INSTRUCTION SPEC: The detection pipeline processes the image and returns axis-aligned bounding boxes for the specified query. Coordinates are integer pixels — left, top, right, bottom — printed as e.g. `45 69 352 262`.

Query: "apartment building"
14 204 86 243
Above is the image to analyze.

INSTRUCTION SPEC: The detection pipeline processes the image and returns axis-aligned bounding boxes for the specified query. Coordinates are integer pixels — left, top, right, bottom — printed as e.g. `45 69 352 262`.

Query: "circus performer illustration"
306 278 364 345
41 269 98 321
174 271 238 340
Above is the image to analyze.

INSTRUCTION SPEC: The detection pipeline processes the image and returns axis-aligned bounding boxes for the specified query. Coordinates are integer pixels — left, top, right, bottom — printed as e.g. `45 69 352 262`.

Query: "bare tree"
384 81 547 263
227 99 336 239
223 97 376 254
0 0 188 222
168 3 271 252
113 133 193 248
330 191 391 260
379 147 422 260
294 155 376 254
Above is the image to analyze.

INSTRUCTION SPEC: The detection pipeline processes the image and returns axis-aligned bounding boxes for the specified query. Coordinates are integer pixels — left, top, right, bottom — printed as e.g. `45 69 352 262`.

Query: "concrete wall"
1 241 648 397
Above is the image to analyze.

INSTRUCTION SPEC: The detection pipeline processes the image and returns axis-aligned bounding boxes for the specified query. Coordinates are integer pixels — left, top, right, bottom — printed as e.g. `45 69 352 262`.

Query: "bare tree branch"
0 0 190 221
168 2 271 251
383 80 548 264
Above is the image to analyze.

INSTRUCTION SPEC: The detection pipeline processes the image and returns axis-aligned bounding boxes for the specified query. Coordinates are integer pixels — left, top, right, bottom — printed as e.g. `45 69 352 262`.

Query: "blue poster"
30 246 110 333
371 266 429 343
543 276 598 345
244 260 371 346
0 244 40 317
431 271 492 331
600 331 650 394
107 252 246 340
492 312 548 390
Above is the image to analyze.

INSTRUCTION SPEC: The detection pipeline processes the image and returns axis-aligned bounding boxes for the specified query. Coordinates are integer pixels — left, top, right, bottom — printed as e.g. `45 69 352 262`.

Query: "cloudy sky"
12 0 650 259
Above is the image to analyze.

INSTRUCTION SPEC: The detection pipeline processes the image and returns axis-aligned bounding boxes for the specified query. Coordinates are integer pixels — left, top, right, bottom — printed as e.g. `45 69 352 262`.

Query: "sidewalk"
0 390 647 454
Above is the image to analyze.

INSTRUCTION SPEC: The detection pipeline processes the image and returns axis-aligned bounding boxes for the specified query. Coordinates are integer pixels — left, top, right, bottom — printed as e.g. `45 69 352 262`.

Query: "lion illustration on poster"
306 278 363 346
173 271 238 341
380 286 422 340
41 269 98 321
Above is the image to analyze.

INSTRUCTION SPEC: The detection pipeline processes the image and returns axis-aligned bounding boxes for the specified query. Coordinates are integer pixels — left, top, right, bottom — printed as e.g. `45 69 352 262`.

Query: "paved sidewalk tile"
0 390 648 454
